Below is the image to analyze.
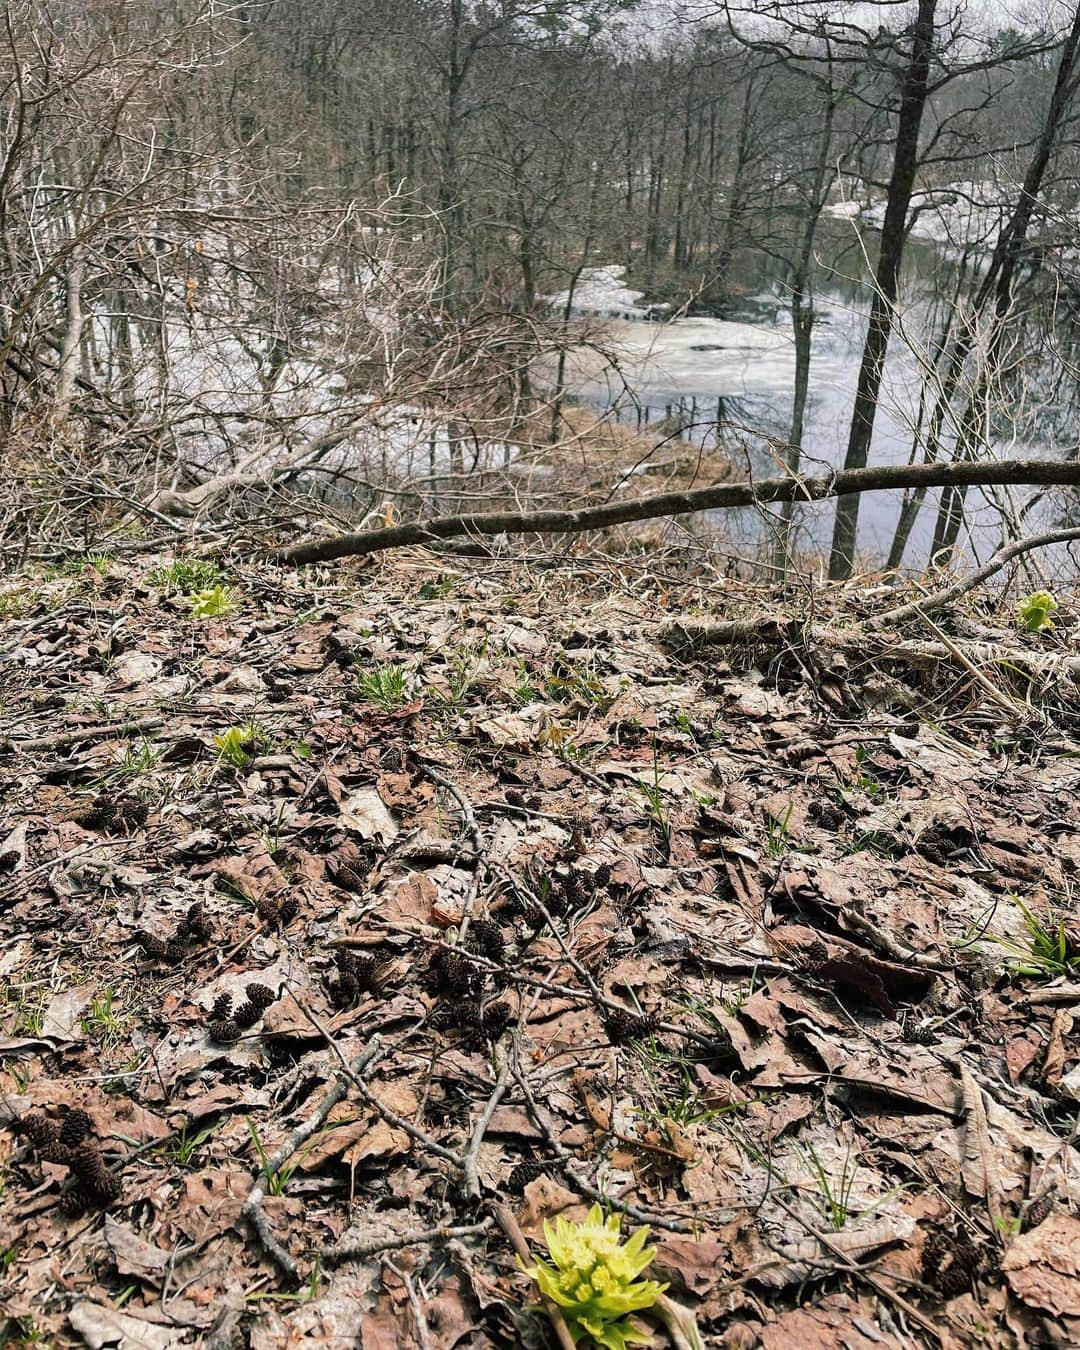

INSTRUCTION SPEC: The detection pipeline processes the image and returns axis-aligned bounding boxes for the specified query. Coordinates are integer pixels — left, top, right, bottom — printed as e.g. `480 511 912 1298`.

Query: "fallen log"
270 457 1080 565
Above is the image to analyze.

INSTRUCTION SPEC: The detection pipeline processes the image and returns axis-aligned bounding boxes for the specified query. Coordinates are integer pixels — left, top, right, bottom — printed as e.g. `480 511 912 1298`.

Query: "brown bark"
271 457 1080 565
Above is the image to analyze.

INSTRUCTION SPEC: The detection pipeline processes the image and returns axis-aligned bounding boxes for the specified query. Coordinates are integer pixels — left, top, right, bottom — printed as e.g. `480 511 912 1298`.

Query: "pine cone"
59 1184 92 1217
922 1229 982 1298
256 896 281 924
115 799 149 831
593 863 612 891
467 919 506 964
244 983 276 1011
178 902 212 943
507 1159 550 1193
604 1008 657 1044
428 999 481 1032
209 1017 240 1043
904 1021 937 1046
481 1000 512 1040
328 970 360 1009
59 1109 93 1150
210 992 233 1022
137 931 169 959
69 1141 120 1201
20 1112 59 1151
802 939 830 975
330 856 371 891
73 796 117 832
278 895 299 925
1024 1194 1055 1231
426 948 476 997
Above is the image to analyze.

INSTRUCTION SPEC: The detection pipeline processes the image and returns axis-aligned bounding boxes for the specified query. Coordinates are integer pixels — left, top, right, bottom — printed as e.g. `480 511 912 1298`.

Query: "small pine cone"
59 1184 92 1217
507 1159 549 1193
115 799 149 831
20 1112 61 1153
504 789 526 809
802 939 830 975
256 896 282 924
330 857 370 891
904 1021 937 1046
73 796 116 832
347 954 379 992
179 902 212 942
923 1229 982 1298
232 1001 261 1030
210 992 233 1022
137 931 170 960
69 1141 119 1200
60 1109 93 1149
521 904 546 932
209 1017 240 1043
328 971 360 1009
244 983 276 1011
593 863 612 891
604 1008 656 1044
278 895 300 925
1024 1193 1055 1231
427 948 474 996
427 1002 458 1032
467 919 506 965
482 1000 512 1040
562 871 582 904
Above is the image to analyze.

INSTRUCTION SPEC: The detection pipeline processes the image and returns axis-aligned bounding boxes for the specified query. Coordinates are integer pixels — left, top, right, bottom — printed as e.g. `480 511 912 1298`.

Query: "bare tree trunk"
930 0 1080 558
51 244 84 431
828 0 938 580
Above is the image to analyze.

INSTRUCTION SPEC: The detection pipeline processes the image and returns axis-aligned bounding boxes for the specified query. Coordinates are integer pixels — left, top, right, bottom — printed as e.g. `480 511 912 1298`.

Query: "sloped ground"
0 554 1078 1348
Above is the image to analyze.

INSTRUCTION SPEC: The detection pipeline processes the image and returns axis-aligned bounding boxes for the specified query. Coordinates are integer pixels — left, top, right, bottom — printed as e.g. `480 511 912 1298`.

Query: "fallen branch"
242 1037 385 1283
322 1218 493 1265
869 525 1080 628
270 458 1080 564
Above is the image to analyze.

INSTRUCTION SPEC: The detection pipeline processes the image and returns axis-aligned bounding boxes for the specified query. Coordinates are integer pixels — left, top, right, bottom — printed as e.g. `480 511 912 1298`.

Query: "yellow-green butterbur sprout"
191 584 239 618
522 1205 667 1349
1019 590 1057 633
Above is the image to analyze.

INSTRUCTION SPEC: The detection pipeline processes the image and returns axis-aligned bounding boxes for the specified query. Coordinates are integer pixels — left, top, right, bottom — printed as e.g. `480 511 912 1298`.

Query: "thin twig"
322 1219 493 1265
241 1037 384 1283
383 1257 433 1350
462 1041 512 1198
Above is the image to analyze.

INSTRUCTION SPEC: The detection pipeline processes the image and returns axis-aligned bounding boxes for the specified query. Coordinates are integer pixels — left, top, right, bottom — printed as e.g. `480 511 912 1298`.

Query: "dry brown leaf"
1001 1214 1080 1317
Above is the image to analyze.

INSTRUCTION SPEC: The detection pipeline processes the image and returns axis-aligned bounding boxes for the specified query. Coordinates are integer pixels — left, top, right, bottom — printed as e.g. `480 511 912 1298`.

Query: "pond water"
548 236 1062 572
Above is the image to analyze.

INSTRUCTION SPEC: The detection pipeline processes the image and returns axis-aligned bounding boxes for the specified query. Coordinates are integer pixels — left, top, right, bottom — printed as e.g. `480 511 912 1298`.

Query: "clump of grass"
148 558 220 593
356 663 408 711
991 895 1079 978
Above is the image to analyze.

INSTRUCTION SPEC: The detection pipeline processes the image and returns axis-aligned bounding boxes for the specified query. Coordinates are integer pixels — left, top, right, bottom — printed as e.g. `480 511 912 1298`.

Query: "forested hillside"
2 3 1080 1348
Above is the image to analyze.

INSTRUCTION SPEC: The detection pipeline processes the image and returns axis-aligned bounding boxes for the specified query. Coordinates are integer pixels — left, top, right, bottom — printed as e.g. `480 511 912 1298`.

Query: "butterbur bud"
522 1205 667 1349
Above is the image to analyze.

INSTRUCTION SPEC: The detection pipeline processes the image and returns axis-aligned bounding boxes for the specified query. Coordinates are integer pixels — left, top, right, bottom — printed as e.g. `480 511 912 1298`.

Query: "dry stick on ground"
869 524 1080 628
321 1219 493 1265
270 459 1080 564
492 1201 578 1350
383 1257 433 1350
510 1055 694 1234
425 764 484 942
0 714 165 754
242 1037 385 1283
288 984 465 1168
462 1041 512 1199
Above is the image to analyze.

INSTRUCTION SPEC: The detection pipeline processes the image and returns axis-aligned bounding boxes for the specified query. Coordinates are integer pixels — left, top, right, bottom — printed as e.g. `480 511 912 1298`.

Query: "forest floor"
0 551 1078 1349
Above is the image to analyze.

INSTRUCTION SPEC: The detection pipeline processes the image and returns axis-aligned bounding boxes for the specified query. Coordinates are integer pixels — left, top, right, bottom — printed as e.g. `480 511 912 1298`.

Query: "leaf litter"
0 553 1078 1347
